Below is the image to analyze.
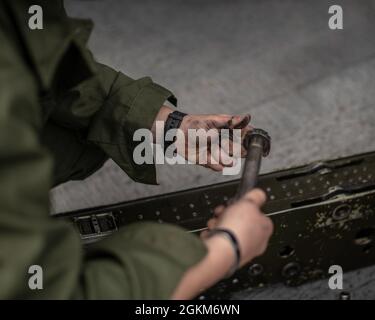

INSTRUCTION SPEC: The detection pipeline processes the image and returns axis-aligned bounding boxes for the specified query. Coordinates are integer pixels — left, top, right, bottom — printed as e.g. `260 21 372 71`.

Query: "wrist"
203 234 237 279
207 228 241 277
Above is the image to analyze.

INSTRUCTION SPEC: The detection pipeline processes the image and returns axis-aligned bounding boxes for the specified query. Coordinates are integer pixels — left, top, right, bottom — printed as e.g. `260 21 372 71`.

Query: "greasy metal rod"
233 128 271 201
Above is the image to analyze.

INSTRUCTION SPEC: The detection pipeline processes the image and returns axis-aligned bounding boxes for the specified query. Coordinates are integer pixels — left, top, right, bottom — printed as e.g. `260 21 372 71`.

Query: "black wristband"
164 110 187 154
207 228 241 278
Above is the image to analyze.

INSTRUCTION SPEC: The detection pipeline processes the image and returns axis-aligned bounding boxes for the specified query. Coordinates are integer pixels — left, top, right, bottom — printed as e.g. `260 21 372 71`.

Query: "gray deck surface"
51 0 375 299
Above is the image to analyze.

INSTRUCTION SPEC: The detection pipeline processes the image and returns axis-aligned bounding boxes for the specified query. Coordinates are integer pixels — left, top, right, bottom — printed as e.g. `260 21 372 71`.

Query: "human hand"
176 113 252 171
201 189 273 266
172 189 272 299
151 106 252 172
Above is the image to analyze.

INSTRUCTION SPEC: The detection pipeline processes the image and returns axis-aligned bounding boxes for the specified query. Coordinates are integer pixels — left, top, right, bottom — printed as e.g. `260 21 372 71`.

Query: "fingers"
218 115 253 159
202 205 226 237
184 113 255 170
210 145 235 167
242 188 267 207
207 114 251 130
231 114 251 129
203 147 234 171
203 162 224 172
207 218 217 229
214 205 226 217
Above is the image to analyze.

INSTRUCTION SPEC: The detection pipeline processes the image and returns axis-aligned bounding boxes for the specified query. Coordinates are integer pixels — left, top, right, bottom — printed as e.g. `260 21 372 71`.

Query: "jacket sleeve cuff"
87 72 177 185
122 77 177 184
125 81 177 135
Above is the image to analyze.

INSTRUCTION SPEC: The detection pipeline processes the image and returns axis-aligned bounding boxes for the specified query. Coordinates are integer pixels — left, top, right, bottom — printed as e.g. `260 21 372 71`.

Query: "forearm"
171 235 236 300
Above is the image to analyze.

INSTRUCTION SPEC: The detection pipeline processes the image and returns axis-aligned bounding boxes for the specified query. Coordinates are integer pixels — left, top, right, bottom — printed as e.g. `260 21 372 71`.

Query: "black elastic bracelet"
164 111 187 155
207 228 241 278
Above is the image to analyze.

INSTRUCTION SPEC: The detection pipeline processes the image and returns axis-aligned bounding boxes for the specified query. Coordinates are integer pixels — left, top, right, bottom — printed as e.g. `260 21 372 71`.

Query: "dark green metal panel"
55 151 375 298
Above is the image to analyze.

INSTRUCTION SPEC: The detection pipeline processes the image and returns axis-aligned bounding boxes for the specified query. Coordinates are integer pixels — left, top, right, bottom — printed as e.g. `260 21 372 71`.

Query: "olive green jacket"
0 0 206 299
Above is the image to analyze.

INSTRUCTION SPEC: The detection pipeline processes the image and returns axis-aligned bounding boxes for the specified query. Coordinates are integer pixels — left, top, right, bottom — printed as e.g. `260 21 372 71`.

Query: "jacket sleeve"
51 61 177 185
81 222 206 299
0 2 206 300
0 22 82 298
0 50 205 299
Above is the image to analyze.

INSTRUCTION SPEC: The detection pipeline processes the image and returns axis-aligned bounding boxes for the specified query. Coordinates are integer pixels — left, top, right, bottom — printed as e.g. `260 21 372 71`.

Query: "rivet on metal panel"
248 263 264 276
332 204 351 221
282 262 301 278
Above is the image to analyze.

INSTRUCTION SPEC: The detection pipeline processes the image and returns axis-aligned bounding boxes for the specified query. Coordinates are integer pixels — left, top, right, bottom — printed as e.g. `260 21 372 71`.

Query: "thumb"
242 188 267 207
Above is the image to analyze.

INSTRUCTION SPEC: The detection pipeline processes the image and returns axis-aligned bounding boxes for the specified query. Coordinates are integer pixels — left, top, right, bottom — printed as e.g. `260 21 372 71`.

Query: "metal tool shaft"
234 128 271 201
